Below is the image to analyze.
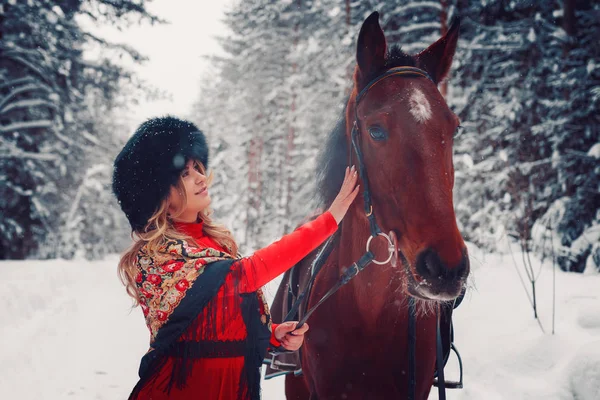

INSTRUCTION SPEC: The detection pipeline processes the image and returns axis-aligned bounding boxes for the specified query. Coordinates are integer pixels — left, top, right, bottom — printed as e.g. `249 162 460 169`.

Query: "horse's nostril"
415 248 469 282
416 249 444 281
424 252 442 279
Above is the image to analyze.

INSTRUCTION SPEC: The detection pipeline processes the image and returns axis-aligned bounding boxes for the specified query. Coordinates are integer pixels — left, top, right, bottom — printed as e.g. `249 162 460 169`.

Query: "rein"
284 66 454 400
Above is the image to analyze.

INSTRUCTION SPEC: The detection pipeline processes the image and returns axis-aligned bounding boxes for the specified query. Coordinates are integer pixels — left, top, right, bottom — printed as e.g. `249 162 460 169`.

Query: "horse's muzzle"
413 248 470 300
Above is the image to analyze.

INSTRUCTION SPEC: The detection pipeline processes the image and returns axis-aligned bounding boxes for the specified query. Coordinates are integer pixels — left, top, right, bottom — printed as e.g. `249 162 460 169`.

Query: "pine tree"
450 0 600 272
0 0 160 259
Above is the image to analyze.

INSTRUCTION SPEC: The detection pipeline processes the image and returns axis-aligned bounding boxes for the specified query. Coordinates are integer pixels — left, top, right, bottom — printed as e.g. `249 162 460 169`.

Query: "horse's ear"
416 17 460 85
356 11 387 85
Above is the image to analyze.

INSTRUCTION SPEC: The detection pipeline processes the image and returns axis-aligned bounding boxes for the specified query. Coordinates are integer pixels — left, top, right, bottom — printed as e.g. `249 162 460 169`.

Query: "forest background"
1 0 598 275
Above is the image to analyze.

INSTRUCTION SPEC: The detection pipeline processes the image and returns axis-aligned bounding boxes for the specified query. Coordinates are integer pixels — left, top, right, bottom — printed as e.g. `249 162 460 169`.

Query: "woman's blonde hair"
117 160 239 306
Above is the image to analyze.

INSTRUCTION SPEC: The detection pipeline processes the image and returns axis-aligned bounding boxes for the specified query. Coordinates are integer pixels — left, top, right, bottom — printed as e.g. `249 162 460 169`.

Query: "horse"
269 11 470 400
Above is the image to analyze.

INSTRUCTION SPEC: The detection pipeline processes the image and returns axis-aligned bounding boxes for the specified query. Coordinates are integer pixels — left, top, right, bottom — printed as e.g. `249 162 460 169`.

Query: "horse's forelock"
359 45 417 88
385 45 417 70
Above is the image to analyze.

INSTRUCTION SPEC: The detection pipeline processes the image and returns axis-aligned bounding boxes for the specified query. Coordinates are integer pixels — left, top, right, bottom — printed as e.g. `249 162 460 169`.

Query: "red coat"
130 211 337 399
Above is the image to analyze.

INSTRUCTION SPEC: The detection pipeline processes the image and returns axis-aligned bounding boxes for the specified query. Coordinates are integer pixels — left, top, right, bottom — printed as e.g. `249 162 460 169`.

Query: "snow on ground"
1 242 599 399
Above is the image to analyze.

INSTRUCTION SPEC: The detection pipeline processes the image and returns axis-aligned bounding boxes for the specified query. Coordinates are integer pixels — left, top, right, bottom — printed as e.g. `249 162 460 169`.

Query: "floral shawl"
130 237 273 399
134 238 235 342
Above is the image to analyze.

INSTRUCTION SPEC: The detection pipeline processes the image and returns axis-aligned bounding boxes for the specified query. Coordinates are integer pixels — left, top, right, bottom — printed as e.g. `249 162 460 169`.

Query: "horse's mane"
316 46 416 208
316 103 348 208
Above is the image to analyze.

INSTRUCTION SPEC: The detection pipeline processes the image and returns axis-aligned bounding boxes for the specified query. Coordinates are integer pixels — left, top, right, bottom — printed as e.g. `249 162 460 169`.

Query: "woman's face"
168 159 211 223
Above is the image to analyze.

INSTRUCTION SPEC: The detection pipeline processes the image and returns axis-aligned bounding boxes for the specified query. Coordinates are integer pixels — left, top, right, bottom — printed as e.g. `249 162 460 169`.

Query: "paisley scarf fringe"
129 259 271 400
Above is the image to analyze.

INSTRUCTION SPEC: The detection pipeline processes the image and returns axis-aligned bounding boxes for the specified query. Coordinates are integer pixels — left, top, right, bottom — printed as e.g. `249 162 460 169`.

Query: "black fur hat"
112 116 209 232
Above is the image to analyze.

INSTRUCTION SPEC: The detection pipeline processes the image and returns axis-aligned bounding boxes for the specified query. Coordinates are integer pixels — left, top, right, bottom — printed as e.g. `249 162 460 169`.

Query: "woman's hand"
328 165 360 224
274 322 309 351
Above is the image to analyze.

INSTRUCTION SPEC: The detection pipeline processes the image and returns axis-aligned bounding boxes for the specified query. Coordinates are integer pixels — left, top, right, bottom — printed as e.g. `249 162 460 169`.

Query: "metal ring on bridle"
366 232 395 265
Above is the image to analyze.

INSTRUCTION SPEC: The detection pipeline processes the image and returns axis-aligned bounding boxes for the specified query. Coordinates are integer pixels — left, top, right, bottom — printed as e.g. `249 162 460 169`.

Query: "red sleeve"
269 323 281 348
237 211 338 293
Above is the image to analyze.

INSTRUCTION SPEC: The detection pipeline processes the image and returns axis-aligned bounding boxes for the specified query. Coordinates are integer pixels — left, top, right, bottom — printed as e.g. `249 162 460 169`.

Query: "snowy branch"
2 52 54 86
3 181 34 197
81 32 148 63
0 120 53 133
78 129 115 153
467 44 525 51
391 2 442 15
0 139 59 161
386 22 441 36
0 83 53 113
65 164 110 224
565 149 600 162
0 76 36 91
0 98 58 114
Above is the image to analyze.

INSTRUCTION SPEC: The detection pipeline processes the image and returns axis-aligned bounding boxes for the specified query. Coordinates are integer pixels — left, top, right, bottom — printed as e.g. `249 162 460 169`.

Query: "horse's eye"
454 125 463 139
368 126 387 141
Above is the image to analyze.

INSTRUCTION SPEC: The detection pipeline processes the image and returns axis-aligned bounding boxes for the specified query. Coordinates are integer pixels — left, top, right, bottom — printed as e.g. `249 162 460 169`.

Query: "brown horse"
271 12 469 400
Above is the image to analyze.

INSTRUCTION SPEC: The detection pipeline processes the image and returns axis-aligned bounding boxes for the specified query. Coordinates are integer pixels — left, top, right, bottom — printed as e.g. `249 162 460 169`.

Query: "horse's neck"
334 209 408 330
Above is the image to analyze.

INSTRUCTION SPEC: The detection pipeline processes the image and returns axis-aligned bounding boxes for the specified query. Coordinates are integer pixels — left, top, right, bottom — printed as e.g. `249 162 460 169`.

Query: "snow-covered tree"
194 0 599 273
0 0 160 259
450 0 599 272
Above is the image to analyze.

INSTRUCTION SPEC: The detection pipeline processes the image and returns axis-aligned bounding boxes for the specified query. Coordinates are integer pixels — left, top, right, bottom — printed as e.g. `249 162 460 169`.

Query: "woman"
112 116 359 399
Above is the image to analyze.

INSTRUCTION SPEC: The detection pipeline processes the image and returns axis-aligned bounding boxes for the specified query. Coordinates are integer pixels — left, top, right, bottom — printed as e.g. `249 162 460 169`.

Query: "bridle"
350 66 434 250
283 66 457 400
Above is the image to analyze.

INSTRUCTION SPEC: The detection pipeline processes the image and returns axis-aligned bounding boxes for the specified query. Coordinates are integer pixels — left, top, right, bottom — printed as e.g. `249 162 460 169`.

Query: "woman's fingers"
348 184 360 204
342 169 359 200
278 322 309 351
341 166 350 191
290 322 309 335
341 165 357 194
281 335 303 350
340 176 360 209
345 168 352 189
327 165 360 224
